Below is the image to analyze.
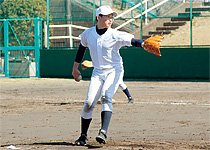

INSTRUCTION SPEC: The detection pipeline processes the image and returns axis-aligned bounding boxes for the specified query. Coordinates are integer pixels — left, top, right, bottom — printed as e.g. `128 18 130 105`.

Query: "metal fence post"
190 0 192 48
140 0 143 40
93 0 95 26
131 11 133 31
47 0 50 49
4 19 9 77
34 18 40 77
40 19 43 49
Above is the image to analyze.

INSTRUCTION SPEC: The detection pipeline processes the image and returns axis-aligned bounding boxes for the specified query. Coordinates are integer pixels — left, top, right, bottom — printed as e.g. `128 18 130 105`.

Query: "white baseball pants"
81 66 124 119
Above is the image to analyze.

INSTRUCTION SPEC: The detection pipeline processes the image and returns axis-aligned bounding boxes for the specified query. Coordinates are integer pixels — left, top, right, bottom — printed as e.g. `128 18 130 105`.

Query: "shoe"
75 134 87 146
128 97 134 103
96 129 107 144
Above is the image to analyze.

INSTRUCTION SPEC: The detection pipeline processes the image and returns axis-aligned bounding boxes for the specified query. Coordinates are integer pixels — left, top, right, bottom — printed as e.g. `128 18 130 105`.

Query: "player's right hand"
72 69 81 82
72 62 81 82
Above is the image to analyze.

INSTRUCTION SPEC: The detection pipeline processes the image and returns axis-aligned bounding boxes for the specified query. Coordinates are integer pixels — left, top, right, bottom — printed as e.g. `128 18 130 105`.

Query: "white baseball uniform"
80 26 134 119
119 80 127 91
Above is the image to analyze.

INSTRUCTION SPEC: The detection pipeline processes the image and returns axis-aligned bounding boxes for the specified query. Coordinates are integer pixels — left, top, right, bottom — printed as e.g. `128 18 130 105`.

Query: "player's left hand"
143 35 164 56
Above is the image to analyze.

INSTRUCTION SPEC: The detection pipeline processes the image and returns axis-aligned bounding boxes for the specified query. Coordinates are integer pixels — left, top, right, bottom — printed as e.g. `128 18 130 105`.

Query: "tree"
0 0 51 47
0 0 48 19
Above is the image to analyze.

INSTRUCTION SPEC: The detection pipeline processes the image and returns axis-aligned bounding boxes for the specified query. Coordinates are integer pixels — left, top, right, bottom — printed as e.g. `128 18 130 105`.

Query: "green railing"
0 18 42 77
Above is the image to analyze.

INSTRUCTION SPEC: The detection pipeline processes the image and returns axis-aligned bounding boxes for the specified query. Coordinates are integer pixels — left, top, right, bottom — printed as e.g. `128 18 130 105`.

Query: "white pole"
69 25 73 48
44 21 47 48
145 1 148 25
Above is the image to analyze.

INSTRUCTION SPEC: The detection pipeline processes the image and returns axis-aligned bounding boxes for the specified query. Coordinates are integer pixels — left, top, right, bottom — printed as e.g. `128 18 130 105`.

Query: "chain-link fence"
1 0 210 48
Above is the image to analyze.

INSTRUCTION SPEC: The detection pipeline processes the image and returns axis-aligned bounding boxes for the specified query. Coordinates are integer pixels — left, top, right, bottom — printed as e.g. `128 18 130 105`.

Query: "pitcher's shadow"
31 142 103 149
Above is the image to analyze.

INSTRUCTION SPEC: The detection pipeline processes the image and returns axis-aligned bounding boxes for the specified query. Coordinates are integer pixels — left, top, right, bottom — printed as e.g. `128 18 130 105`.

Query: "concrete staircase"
136 2 210 40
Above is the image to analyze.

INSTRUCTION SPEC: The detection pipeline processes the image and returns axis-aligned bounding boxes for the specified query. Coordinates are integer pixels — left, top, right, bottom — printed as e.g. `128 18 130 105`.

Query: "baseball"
78 74 82 80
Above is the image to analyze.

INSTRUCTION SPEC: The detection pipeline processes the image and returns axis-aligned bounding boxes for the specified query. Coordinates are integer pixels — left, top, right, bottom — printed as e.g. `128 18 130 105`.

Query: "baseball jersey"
79 27 134 70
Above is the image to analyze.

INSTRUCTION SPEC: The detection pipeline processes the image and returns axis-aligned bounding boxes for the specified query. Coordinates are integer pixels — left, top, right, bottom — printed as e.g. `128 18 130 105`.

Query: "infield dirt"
0 78 210 149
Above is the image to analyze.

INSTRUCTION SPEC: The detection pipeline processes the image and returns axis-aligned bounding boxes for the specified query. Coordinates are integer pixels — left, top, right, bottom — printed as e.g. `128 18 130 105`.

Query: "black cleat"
96 129 107 144
75 134 87 146
128 97 134 103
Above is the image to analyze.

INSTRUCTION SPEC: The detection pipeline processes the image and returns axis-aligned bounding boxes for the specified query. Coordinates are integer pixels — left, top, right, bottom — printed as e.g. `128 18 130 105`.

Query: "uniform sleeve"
79 29 88 47
131 38 144 48
75 43 87 63
114 30 134 46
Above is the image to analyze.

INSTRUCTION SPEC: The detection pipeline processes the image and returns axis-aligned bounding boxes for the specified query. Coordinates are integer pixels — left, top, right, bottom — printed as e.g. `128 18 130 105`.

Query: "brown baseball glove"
143 35 164 56
81 60 93 70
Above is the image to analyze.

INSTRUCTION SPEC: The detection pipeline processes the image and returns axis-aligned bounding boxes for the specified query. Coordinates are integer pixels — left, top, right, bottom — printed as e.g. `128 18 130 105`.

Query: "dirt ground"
0 78 210 150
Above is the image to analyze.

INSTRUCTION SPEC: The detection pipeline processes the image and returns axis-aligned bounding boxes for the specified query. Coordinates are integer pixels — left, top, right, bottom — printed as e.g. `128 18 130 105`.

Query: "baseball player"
82 60 134 103
119 80 134 103
72 5 144 145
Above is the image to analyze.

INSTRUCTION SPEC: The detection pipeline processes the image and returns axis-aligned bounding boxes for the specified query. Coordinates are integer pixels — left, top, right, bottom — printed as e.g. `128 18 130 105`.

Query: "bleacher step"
156 26 179 30
185 7 210 12
171 17 191 21
142 35 151 40
178 12 201 17
203 2 210 6
149 31 171 35
164 21 186 26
